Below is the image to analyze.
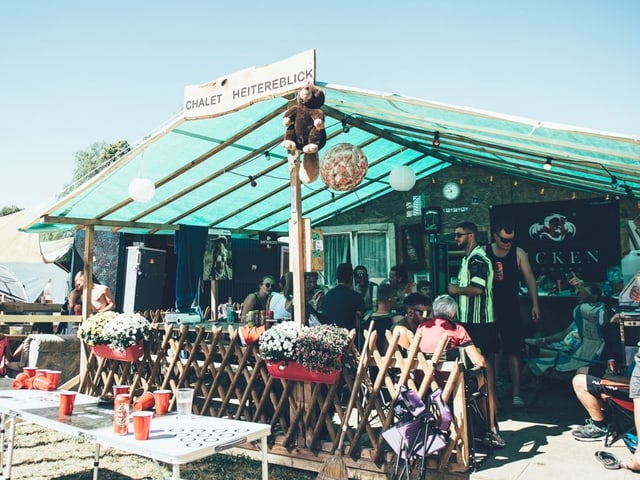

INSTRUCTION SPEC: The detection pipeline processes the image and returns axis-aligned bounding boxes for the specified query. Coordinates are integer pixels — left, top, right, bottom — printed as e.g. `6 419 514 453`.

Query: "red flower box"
265 360 341 384
91 340 145 362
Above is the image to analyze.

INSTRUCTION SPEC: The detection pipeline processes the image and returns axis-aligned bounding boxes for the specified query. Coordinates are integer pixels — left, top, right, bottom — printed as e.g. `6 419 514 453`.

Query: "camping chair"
524 302 607 378
599 377 635 447
383 385 452 480
457 348 493 470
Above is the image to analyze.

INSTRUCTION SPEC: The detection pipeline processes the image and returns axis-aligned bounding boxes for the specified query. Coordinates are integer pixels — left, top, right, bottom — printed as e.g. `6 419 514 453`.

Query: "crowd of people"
233 216 640 461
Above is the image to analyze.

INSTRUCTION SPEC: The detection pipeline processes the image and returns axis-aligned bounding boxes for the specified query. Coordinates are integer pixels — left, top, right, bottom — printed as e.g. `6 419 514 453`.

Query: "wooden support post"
79 225 95 382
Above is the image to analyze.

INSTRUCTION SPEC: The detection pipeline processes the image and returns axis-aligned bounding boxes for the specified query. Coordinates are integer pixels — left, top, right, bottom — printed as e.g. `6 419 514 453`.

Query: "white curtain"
323 234 349 286
356 232 387 282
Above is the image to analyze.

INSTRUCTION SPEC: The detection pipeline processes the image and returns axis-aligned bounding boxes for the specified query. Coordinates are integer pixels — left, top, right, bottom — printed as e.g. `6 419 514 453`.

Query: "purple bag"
383 385 451 459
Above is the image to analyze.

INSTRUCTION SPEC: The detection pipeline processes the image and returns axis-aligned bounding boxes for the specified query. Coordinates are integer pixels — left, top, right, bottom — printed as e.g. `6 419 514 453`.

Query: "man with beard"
486 220 540 408
447 221 504 448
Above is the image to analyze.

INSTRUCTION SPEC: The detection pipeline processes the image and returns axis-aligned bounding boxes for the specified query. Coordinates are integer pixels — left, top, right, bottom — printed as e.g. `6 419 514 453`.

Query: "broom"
317 321 375 480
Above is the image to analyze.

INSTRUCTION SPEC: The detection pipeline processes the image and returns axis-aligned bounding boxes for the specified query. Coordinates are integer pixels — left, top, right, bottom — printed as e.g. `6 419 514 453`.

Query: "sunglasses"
262 283 273 288
406 306 429 317
497 235 514 244
453 232 471 239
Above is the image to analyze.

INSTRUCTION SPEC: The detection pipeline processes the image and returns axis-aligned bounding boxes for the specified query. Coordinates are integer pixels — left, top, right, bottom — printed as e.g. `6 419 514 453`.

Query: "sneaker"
512 396 525 408
489 431 506 449
572 419 607 441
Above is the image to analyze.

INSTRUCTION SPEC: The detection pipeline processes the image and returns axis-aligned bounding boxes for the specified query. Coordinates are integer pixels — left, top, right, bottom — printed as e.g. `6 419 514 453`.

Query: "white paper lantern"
389 166 416 191
128 178 156 202
319 143 368 192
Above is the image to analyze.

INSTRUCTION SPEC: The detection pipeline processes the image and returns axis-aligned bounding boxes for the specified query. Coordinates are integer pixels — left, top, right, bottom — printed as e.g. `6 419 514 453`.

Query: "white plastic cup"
176 388 194 417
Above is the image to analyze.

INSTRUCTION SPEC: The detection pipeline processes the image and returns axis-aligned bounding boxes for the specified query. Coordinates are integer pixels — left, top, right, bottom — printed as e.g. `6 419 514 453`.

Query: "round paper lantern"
319 143 368 192
389 166 416 191
128 178 156 202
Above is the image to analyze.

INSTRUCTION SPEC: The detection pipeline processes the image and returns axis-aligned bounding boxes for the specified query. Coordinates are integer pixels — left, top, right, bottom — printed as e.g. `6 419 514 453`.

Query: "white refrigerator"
122 246 166 313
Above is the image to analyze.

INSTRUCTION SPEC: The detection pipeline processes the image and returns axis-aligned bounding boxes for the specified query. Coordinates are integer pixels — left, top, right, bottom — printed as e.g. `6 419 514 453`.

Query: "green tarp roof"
22 81 639 235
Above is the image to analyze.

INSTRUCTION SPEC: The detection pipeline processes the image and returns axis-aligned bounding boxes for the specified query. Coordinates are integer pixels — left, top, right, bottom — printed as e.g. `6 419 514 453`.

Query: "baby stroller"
383 385 452 480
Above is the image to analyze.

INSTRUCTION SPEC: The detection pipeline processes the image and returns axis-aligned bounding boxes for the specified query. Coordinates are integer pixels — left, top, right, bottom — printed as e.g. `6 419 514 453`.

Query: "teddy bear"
281 84 327 184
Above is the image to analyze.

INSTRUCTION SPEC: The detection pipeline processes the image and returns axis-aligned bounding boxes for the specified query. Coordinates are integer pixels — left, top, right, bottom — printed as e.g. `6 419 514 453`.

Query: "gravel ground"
4 422 316 480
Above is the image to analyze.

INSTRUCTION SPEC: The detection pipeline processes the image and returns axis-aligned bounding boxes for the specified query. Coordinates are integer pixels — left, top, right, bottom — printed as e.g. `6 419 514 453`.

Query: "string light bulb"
264 151 271 160
341 119 350 133
249 176 257 187
432 131 441 147
611 176 618 189
543 157 552 171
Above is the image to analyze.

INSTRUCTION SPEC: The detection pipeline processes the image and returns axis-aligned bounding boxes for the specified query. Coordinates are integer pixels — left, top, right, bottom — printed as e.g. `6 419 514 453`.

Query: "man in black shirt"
322 263 365 334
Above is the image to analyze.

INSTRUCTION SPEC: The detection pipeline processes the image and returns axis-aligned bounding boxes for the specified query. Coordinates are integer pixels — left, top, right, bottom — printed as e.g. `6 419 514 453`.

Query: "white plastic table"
0 380 270 480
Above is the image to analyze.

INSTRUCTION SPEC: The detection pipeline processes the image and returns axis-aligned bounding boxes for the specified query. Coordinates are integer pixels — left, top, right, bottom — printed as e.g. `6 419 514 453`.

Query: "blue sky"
1 0 638 209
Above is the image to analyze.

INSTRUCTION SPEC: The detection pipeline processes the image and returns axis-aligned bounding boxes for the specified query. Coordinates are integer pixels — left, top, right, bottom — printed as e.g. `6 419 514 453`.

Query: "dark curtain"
174 225 208 312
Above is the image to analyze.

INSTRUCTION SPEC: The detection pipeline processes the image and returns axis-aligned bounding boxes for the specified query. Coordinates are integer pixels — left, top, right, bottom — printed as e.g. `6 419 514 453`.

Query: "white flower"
101 312 151 352
259 321 301 362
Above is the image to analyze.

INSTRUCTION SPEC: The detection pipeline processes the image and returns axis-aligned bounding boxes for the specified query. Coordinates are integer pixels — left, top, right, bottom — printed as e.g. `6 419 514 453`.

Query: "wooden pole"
288 151 306 325
79 225 95 382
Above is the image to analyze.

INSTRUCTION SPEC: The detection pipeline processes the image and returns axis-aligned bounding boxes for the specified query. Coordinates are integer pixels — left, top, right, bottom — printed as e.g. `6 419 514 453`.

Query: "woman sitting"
240 275 275 320
267 272 293 321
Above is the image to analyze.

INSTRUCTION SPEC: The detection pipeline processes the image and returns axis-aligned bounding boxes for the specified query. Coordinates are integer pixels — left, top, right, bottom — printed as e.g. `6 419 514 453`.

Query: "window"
320 223 395 286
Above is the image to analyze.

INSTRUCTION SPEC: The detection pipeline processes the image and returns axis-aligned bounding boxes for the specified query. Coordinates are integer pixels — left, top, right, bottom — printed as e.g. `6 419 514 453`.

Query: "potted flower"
258 321 301 363
77 311 119 346
259 322 350 384
295 324 350 374
80 312 151 361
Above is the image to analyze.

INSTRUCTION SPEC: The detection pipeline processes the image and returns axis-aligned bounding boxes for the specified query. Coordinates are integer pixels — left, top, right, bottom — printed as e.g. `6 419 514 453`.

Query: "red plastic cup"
133 391 155 411
33 376 55 391
36 369 47 379
59 391 76 416
12 372 29 389
153 390 171 415
47 370 62 389
23 367 37 377
113 385 129 398
132 411 153 440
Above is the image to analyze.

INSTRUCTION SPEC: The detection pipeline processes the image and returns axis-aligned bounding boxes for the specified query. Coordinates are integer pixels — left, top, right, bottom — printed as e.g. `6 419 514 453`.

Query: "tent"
0 265 28 302
14 50 639 318
0 208 72 303
18 50 639 236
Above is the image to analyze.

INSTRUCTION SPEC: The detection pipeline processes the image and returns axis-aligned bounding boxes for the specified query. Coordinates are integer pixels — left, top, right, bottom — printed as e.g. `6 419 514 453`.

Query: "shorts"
586 374 629 401
494 302 525 355
460 322 500 355
631 352 640 399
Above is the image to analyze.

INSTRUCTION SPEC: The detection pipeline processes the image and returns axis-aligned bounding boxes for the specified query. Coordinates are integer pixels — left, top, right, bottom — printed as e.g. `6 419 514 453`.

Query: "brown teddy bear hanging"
281 84 327 183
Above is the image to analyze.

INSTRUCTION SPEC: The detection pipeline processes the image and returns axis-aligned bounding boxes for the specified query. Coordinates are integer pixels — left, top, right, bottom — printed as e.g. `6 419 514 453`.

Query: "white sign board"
183 49 316 120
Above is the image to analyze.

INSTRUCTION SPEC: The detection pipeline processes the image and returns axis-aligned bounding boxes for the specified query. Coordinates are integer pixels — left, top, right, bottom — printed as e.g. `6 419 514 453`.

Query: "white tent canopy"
0 208 72 303
0 262 68 303
0 208 73 263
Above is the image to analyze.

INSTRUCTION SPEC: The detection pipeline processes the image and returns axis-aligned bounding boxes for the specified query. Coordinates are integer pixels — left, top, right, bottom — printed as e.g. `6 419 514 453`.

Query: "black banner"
490 198 620 282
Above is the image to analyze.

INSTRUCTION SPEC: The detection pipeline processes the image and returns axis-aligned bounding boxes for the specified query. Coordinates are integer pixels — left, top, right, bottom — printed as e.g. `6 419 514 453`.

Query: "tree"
59 140 131 198
0 206 21 217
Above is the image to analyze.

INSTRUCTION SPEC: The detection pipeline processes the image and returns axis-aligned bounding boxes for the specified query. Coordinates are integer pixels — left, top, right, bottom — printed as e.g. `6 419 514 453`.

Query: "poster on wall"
203 234 233 280
490 198 620 282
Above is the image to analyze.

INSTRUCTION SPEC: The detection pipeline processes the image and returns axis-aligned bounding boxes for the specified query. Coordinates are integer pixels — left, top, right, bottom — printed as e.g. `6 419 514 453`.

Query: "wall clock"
442 182 461 201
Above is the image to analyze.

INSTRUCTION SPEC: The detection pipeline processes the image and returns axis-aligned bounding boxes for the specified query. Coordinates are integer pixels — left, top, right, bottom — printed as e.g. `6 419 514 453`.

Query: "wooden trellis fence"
78 317 474 478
